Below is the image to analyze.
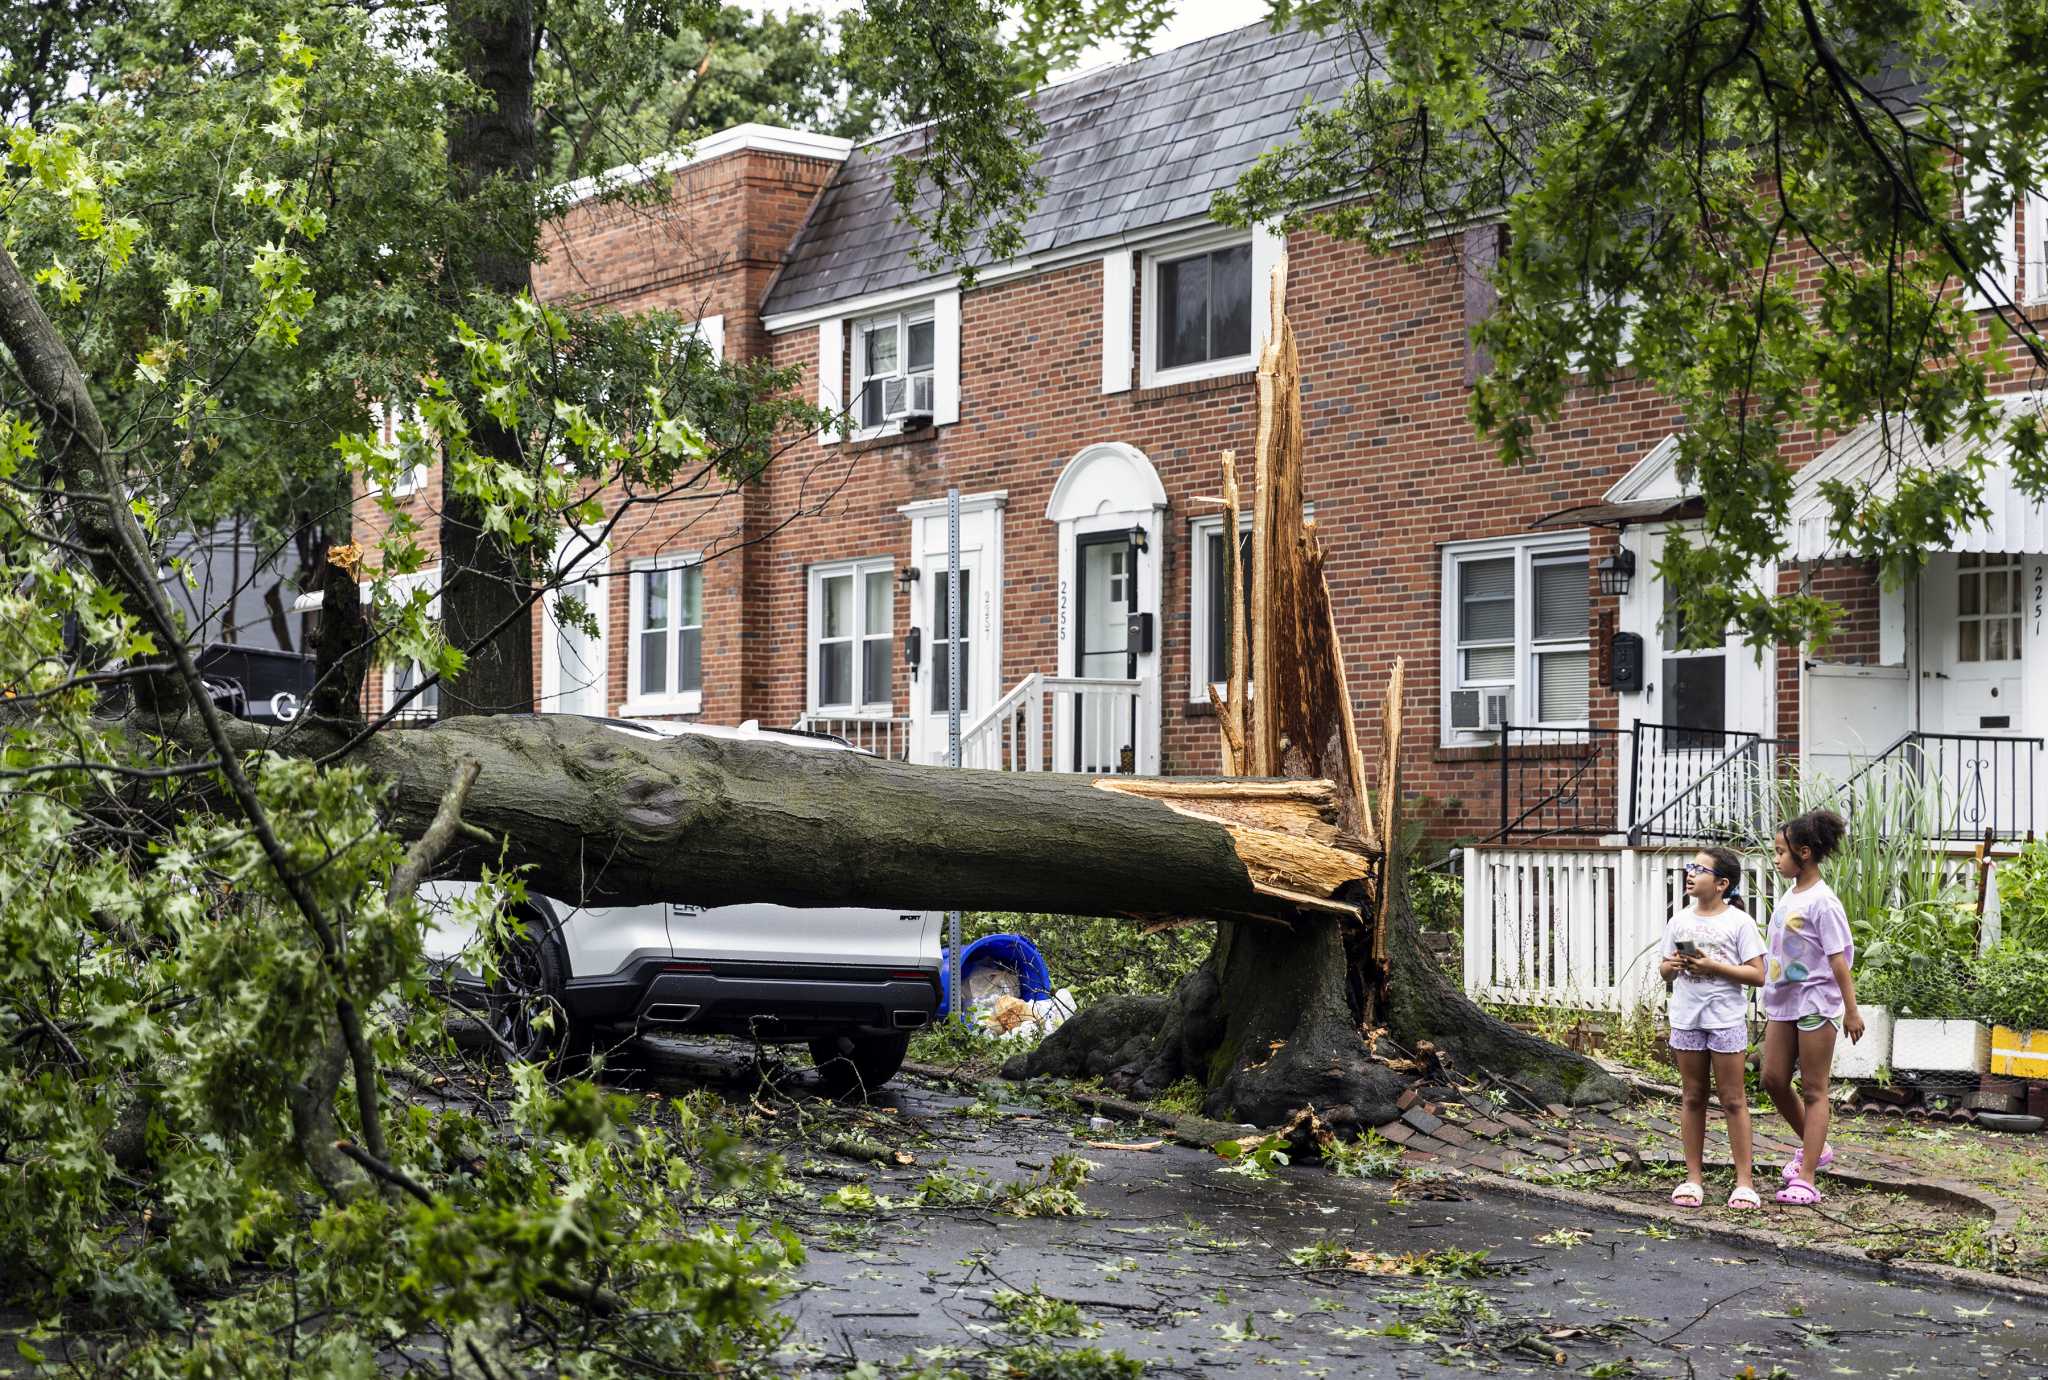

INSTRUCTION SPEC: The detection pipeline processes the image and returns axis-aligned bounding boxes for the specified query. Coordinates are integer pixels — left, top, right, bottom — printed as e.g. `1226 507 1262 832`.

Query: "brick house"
357 21 2048 987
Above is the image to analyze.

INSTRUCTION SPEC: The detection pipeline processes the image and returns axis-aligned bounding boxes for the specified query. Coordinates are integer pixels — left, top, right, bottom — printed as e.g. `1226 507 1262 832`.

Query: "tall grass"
1773 761 1978 1013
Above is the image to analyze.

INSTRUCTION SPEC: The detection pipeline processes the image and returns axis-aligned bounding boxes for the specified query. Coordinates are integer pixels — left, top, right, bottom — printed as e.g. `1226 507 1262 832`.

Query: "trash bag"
985 988 1078 1040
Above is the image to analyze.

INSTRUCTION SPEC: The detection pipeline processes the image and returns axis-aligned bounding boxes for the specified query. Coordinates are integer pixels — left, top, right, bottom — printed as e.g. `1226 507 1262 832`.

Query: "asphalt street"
632 1038 2048 1378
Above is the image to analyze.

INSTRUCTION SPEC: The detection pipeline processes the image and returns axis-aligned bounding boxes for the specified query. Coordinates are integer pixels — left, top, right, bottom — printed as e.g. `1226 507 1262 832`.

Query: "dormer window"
856 307 935 427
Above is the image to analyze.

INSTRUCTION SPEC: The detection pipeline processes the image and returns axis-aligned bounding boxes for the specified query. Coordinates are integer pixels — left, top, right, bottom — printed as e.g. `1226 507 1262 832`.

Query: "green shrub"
960 912 1212 1004
1994 841 2048 951
1408 866 1463 932
1973 940 2048 1031
1853 902 1982 1015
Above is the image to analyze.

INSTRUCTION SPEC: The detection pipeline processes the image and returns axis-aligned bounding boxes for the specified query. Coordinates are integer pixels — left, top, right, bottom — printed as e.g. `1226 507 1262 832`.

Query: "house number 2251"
2035 561 2046 639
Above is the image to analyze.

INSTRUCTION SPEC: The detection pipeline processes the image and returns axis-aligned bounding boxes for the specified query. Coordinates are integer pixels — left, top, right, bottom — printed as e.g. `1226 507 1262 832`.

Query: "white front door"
541 542 609 716
1928 552 2025 736
1072 530 1140 772
905 497 1003 764
1919 552 2034 838
1045 444 1167 774
1621 527 1776 832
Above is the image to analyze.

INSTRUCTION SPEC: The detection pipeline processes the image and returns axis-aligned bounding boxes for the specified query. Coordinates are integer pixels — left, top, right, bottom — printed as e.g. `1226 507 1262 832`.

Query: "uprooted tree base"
1004 868 1626 1130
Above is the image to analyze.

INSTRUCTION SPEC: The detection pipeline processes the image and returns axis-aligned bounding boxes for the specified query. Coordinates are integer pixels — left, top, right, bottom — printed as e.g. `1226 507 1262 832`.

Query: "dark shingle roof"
762 21 1355 319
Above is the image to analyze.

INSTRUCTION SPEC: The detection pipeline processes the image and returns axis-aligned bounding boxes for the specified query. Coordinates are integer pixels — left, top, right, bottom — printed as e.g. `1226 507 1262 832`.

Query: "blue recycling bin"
937 932 1052 1018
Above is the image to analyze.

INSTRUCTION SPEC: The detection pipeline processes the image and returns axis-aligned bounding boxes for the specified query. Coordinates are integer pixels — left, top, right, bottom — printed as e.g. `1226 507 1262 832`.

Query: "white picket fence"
1462 845 1778 1011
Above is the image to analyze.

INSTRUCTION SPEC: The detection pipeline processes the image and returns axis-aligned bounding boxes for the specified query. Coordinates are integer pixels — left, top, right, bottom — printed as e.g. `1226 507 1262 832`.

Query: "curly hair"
1777 808 1847 865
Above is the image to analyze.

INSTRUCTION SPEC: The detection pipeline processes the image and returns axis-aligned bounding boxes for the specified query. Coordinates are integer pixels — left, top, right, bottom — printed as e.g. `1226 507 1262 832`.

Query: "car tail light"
663 963 713 974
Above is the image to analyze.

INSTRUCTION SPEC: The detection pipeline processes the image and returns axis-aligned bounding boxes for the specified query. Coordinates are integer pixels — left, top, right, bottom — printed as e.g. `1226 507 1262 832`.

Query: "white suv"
422 718 945 1094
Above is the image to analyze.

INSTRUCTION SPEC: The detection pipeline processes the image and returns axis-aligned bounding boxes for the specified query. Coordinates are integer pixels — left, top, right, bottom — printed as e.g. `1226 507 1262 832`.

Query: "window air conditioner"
1451 688 1513 731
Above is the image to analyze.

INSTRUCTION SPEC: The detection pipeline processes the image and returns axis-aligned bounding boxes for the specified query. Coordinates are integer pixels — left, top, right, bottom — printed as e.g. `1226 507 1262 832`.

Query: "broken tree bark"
1014 255 1624 1126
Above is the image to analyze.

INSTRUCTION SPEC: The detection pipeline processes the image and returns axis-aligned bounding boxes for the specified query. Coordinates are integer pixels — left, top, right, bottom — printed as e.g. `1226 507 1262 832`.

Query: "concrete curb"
1629 1151 2023 1233
915 1065 2048 1306
1460 1164 2048 1306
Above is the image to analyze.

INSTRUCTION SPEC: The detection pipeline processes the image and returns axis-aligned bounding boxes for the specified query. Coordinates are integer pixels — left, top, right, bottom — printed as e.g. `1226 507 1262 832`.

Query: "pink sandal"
1781 1144 1833 1181
1775 1178 1822 1206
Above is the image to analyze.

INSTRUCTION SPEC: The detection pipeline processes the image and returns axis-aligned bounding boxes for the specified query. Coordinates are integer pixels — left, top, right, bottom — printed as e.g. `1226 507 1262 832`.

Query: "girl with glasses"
1658 844 1766 1210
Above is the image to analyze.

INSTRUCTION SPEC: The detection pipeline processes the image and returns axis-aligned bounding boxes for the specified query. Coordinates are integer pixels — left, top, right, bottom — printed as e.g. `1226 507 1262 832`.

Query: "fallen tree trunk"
202 713 1369 926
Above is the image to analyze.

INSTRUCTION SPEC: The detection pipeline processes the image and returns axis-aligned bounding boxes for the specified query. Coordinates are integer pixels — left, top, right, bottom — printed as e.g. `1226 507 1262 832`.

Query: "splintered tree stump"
1010 255 1624 1126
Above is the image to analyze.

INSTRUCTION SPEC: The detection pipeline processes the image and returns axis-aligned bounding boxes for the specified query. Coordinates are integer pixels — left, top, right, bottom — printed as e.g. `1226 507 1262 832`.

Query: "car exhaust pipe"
892 1010 928 1030
642 1003 702 1026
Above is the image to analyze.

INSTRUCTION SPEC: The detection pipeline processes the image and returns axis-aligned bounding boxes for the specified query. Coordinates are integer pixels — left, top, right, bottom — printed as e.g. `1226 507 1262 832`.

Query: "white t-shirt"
1663 904 1766 1031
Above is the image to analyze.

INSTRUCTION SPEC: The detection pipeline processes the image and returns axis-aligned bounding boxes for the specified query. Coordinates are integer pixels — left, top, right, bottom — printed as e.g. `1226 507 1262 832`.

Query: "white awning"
1788 393 2048 561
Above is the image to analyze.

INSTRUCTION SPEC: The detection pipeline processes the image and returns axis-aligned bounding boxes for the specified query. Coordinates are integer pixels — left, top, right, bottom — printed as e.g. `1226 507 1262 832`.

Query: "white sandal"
1726 1185 1761 1211
1670 1181 1704 1208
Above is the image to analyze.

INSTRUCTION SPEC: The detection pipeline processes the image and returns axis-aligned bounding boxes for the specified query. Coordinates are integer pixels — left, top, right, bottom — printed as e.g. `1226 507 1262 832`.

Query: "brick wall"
354 126 2039 844
356 143 842 723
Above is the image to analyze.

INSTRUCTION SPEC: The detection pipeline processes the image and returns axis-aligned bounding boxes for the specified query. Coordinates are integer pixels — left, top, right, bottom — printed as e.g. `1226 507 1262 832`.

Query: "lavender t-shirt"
1763 881 1853 1021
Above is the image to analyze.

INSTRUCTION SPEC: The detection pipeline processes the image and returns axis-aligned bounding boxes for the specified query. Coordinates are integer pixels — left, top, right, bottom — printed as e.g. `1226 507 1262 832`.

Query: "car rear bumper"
569 959 940 1041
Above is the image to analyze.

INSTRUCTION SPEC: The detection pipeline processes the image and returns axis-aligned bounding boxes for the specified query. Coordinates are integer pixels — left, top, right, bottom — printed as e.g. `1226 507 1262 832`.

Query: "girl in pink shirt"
1760 808 1866 1206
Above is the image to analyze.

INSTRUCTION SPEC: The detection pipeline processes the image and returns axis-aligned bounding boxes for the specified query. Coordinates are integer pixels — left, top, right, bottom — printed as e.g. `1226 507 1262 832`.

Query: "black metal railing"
1837 731 2042 842
1628 724 1792 845
1496 726 1628 838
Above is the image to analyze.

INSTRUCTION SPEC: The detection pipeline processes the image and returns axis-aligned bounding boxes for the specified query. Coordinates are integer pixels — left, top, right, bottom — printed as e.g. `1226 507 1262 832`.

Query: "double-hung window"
855 307 935 428
1189 513 1254 702
1144 237 1252 385
809 558 894 714
1442 538 1590 741
377 566 441 722
625 557 703 715
373 402 428 497
1189 508 1315 702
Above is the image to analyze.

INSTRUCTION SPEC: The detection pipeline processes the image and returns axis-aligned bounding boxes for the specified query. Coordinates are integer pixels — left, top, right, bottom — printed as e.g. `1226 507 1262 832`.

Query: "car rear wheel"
809 1032 911 1099
486 929 590 1066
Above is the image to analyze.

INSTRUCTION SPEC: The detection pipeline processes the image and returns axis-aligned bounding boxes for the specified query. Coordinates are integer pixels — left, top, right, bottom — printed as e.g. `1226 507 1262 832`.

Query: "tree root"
1006 860 1625 1127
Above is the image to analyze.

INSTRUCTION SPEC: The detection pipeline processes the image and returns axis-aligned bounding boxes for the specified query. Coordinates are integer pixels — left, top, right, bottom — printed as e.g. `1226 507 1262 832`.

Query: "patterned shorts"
1669 1025 1748 1054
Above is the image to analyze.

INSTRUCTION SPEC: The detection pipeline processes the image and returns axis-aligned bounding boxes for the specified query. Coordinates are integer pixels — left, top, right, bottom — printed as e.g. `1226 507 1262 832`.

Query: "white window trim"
621 554 704 717
1438 533 1592 745
687 314 725 364
1189 512 1243 703
540 537 611 715
1139 227 1257 389
373 402 429 498
1567 288 1641 376
1963 162 2021 311
1186 506 1308 704
2025 191 2048 305
849 303 937 442
377 565 441 723
807 556 896 717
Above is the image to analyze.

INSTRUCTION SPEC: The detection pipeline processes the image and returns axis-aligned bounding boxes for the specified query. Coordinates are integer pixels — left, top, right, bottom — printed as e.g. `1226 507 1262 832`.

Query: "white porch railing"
793 714 913 760
1462 844 1778 1011
959 674 1160 773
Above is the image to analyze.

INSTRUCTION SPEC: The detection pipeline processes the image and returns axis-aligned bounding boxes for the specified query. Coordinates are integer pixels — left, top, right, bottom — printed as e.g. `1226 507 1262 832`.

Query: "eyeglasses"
1682 862 1717 877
